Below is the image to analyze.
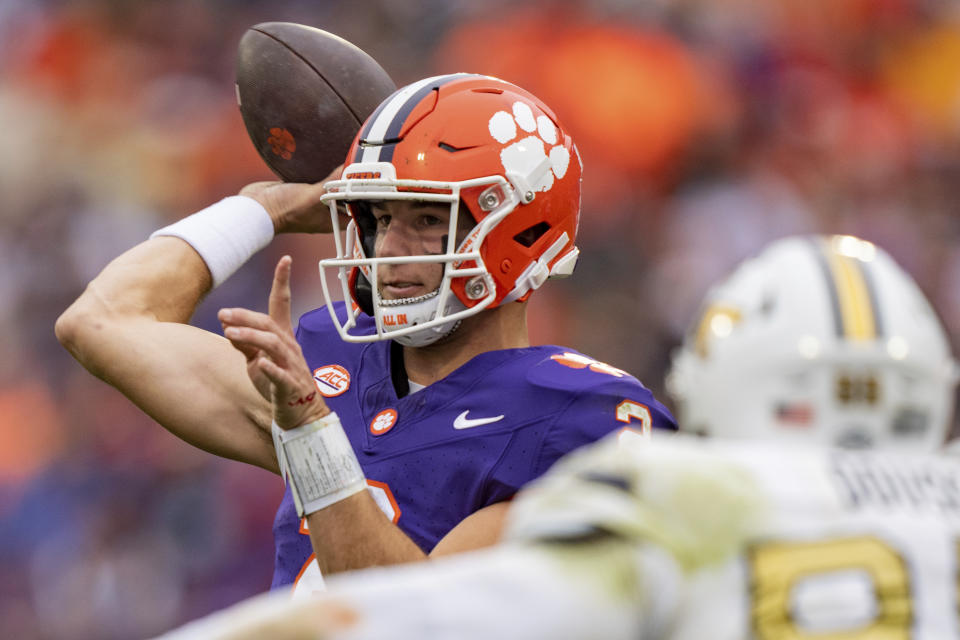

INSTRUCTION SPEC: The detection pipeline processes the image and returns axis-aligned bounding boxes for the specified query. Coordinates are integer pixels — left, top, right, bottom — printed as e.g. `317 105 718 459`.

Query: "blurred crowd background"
3 0 960 637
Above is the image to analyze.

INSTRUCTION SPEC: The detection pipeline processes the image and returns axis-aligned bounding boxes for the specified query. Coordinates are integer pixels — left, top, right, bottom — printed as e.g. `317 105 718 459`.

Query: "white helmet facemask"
317 163 521 346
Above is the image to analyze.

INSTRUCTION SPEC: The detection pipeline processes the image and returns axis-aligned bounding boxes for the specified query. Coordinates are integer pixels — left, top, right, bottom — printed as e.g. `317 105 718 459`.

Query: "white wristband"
273 413 366 518
150 195 275 288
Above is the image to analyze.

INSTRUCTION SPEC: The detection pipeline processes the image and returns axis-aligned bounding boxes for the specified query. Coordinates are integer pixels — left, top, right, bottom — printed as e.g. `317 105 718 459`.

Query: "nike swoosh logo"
454 411 505 430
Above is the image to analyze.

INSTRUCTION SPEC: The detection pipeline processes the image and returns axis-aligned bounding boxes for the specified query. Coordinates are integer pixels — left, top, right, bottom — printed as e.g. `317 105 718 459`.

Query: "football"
235 22 396 183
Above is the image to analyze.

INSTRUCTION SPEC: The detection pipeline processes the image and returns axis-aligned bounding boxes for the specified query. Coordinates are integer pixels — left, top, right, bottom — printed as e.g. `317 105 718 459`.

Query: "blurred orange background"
2 0 959 637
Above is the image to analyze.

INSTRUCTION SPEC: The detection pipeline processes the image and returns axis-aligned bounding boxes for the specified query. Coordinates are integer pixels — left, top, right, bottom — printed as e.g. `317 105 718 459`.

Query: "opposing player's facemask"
667 234 959 452
318 73 582 346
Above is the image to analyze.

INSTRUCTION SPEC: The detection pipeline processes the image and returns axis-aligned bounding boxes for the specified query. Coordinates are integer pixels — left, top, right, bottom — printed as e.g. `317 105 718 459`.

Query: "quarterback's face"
371 200 472 300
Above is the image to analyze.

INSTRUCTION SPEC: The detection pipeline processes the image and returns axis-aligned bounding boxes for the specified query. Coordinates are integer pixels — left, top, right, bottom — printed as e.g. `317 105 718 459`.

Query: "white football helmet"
667 234 958 451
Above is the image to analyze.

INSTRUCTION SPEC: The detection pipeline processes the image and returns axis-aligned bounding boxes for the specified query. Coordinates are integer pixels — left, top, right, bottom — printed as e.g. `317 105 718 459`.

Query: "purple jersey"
271 302 676 591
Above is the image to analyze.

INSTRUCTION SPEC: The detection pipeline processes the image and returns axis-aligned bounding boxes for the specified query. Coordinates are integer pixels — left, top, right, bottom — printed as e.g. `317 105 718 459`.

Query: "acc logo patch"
550 352 628 378
313 364 351 397
370 408 398 436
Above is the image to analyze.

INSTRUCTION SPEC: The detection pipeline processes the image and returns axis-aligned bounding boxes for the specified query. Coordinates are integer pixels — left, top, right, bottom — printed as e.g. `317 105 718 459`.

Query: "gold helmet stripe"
818 236 879 341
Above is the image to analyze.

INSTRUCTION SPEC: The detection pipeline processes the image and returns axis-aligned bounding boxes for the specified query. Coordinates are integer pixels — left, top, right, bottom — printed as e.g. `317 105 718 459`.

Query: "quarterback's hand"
240 164 346 234
218 256 329 429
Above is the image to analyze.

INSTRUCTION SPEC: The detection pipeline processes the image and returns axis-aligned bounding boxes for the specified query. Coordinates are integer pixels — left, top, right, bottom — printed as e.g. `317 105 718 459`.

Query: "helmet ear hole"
349 268 375 316
350 201 378 257
459 198 478 226
513 221 551 248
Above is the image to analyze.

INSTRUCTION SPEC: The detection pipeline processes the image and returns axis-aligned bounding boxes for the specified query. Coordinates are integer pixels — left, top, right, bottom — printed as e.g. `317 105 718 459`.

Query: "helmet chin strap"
380 289 466 347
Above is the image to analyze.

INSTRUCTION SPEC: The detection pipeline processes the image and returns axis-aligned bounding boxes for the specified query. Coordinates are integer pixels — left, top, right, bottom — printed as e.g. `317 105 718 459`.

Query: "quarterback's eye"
374 213 391 229
417 214 444 229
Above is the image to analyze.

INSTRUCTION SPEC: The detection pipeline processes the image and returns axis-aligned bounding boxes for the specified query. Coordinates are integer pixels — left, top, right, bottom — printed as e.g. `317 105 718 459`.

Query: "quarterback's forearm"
306 493 509 574
307 491 427 574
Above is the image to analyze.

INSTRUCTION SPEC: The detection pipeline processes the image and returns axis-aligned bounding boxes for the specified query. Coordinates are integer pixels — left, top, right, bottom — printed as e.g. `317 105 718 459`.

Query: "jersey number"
749 535 913 639
616 400 651 435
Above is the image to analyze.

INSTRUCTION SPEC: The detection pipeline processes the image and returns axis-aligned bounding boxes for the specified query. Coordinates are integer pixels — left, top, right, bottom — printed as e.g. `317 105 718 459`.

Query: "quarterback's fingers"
321 163 344 184
268 256 293 332
219 308 274 331
255 357 328 428
223 335 261 362
219 308 297 347
223 326 294 367
245 361 273 402
219 314 263 361
253 356 299 390
238 180 282 199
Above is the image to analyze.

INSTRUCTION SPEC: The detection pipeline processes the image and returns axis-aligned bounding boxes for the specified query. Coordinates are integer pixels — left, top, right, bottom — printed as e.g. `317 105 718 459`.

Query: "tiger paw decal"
488 101 570 193
551 352 628 378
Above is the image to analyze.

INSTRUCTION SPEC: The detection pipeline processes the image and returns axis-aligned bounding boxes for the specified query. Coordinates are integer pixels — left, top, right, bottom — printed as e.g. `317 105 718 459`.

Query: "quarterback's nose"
375 219 431 258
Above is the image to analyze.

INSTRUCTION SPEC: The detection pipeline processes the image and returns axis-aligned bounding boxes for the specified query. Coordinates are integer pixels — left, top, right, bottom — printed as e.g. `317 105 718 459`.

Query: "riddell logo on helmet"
458 228 481 254
383 313 408 326
346 171 382 180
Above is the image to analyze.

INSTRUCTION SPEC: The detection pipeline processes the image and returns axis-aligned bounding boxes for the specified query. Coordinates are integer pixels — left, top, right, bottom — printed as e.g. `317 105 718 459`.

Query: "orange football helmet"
319 73 582 345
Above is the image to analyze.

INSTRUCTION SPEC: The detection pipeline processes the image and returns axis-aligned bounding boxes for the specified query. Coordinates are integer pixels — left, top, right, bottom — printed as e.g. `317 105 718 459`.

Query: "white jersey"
507 432 960 639
156 433 960 639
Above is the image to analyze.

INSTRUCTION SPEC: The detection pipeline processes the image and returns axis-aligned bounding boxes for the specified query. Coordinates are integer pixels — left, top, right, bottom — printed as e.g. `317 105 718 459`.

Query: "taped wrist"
272 412 366 518
150 195 275 288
